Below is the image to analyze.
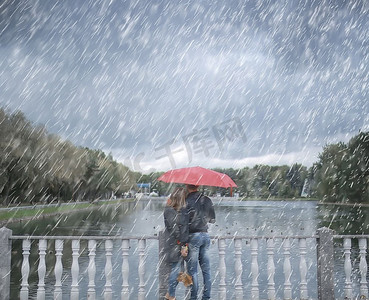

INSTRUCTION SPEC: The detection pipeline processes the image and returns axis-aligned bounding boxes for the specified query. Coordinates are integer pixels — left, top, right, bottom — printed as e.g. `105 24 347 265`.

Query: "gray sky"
0 0 368 173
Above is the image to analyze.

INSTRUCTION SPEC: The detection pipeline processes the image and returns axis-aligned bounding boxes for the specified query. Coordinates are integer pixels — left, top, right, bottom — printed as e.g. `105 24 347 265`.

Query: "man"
185 184 216 300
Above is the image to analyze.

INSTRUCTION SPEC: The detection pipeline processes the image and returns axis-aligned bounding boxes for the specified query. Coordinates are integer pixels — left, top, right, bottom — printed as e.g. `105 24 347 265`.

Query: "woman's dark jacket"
164 206 189 263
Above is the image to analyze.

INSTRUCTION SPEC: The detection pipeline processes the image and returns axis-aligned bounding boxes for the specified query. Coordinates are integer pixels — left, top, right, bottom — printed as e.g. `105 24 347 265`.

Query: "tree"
314 132 369 203
0 108 137 204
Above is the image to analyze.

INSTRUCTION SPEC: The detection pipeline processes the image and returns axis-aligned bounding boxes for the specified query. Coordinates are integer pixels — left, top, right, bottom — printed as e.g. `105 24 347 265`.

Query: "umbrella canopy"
157 166 237 188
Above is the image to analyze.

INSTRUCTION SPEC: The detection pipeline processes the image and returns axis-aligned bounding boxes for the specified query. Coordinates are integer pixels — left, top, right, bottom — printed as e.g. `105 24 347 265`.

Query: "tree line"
1 108 368 205
140 164 310 199
0 109 137 205
143 132 369 204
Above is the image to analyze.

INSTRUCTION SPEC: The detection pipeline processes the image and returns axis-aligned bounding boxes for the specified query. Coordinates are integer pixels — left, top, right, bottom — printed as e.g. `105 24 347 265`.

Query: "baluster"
138 239 146 300
121 239 130 299
234 238 243 300
359 238 368 299
218 239 226 300
37 239 47 300
299 238 308 300
251 238 259 300
283 238 292 300
70 240 80 300
267 238 275 300
54 239 63 300
344 238 353 299
88 240 97 300
104 240 113 300
20 239 31 300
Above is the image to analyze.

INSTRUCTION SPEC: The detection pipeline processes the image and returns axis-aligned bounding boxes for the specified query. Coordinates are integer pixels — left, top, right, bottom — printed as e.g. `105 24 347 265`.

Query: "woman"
164 187 189 300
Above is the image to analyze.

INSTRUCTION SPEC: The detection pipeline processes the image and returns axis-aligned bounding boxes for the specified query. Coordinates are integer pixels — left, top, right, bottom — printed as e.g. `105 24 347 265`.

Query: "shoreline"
0 198 135 227
317 201 369 207
240 197 318 201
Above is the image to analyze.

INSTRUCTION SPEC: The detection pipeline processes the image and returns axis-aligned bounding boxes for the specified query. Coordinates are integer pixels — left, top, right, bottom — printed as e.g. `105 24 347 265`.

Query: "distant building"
301 179 310 197
137 183 151 195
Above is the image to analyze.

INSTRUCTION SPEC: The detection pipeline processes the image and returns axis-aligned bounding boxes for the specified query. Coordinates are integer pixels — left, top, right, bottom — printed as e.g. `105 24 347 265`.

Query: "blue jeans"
168 260 182 297
187 232 211 300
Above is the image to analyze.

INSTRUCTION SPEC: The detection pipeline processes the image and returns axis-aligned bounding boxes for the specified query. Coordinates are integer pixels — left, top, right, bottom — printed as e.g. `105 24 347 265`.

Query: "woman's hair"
167 187 187 211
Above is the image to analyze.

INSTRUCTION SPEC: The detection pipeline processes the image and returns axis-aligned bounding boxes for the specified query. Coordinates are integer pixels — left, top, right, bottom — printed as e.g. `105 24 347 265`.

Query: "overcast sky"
0 0 368 173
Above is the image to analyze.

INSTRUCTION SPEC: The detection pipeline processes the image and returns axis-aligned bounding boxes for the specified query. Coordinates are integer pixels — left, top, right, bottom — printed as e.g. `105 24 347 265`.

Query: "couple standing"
164 184 216 300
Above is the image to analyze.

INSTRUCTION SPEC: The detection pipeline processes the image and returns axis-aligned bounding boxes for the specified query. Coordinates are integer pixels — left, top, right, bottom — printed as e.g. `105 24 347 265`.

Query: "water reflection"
212 200 318 236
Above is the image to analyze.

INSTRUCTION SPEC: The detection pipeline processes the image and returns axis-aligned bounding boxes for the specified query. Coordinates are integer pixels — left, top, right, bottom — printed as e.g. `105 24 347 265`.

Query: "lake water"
7 198 369 299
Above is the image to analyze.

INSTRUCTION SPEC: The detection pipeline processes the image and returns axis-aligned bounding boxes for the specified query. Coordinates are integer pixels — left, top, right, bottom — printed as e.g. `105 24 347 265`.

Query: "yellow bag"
177 258 193 287
177 271 193 287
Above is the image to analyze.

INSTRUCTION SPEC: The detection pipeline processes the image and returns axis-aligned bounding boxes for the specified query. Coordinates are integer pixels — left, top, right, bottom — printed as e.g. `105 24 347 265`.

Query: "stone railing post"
317 227 335 300
0 227 12 300
158 231 170 299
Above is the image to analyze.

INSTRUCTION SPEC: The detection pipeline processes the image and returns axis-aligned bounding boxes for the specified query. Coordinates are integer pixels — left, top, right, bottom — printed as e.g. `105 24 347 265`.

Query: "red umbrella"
157 166 237 188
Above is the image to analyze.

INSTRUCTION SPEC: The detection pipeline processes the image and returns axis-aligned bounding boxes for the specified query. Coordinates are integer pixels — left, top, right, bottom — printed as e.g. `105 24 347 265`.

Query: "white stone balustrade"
250 238 259 300
104 240 113 300
218 239 226 300
138 238 147 300
283 238 292 300
37 239 47 300
20 239 30 300
234 238 243 300
266 238 275 300
359 238 368 299
299 238 308 300
344 238 353 299
54 240 63 300
87 239 97 300
121 239 130 299
4 232 369 300
70 240 80 300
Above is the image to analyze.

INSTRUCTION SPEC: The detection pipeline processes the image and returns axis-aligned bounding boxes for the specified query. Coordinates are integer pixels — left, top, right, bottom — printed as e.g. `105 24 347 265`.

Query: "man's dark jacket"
186 191 215 233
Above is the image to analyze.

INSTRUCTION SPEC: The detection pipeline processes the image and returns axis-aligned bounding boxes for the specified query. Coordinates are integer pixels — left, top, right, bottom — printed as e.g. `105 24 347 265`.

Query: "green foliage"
0 108 137 205
314 132 369 203
2 107 368 205
142 132 369 202
213 164 308 199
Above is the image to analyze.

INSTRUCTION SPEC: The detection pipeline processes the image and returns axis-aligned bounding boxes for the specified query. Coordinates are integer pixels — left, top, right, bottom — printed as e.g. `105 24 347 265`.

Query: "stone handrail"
1 227 369 299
